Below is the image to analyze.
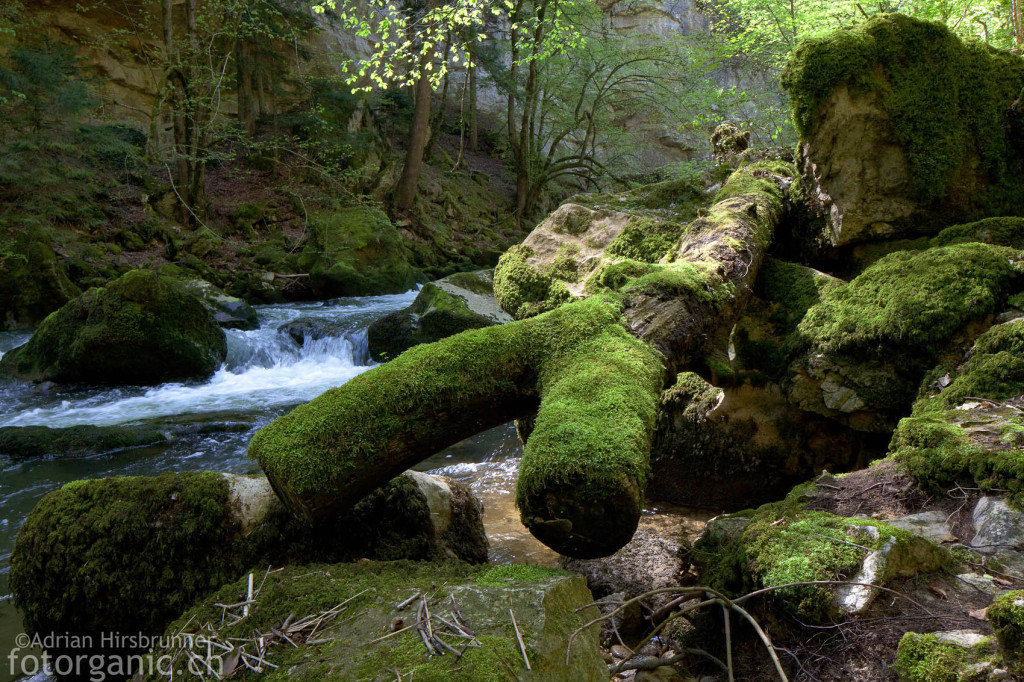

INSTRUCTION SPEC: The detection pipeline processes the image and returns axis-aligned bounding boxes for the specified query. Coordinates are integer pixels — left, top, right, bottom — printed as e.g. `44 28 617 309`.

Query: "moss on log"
251 295 664 558
250 162 792 558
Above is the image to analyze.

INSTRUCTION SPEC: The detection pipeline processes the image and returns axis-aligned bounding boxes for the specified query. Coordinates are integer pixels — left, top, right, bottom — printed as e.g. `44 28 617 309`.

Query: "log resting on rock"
248 162 792 558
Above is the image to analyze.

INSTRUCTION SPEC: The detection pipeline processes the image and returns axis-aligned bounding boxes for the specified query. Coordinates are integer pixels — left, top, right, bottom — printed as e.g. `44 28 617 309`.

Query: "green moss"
915 321 1024 414
0 230 81 329
988 590 1024 673
713 161 792 210
299 203 421 297
894 632 991 682
515 313 664 555
781 14 1024 210
756 259 843 336
623 261 733 306
570 176 705 218
10 472 237 646
796 243 1024 362
493 244 565 320
694 487 949 623
476 564 569 586
889 320 1024 504
0 269 226 385
251 294 665 558
0 424 169 458
932 217 1024 249
605 216 683 263
583 259 660 294
549 243 582 282
889 412 1024 507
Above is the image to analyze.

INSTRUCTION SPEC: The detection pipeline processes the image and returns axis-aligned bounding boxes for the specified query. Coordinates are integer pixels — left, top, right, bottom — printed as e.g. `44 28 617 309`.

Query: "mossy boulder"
366 271 507 362
0 232 81 329
299 204 421 298
894 631 999 682
176 278 259 330
988 590 1024 674
10 470 487 667
141 562 606 681
0 269 227 385
932 217 1024 249
887 319 1024 505
0 424 170 458
782 14 1024 246
789 242 1024 430
692 485 949 623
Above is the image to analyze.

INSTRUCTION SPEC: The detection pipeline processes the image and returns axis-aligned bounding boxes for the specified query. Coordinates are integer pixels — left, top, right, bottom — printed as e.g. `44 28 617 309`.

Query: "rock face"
0 269 227 385
971 498 1024 576
366 270 509 361
649 373 884 509
10 470 487 666
143 562 606 681
782 14 1024 247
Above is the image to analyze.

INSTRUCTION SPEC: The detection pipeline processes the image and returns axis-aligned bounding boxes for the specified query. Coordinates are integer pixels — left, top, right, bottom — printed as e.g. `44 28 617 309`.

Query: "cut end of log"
519 479 641 559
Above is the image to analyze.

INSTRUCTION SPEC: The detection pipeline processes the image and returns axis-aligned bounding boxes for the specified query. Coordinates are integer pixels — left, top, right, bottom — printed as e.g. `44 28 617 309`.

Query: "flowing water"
0 290 709 682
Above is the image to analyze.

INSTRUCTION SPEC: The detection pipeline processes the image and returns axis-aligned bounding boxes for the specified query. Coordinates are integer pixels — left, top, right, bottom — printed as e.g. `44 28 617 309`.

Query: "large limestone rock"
782 14 1024 247
176 278 259 330
649 373 882 509
142 562 606 681
493 177 706 320
366 270 509 361
692 489 949 623
10 470 487 666
0 269 227 385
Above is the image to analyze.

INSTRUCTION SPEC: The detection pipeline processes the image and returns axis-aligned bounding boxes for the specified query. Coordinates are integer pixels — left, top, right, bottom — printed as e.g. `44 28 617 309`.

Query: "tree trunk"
237 39 258 136
394 64 433 211
468 61 478 151
163 0 191 218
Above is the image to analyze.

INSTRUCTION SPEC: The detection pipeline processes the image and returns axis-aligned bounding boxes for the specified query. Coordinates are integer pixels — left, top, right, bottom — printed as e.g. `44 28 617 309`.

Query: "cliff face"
26 0 166 125
20 0 746 168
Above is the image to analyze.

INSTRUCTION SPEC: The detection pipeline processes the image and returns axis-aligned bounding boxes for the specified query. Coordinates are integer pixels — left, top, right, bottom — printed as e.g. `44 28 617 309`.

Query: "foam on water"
0 290 418 429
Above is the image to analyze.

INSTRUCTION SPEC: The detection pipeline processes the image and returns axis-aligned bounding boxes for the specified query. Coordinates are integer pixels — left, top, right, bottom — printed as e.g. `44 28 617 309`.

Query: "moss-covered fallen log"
250 163 792 558
252 295 664 558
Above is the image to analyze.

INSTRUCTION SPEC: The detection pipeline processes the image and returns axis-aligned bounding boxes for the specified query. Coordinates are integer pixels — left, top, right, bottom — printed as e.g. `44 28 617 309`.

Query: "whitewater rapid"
0 290 418 429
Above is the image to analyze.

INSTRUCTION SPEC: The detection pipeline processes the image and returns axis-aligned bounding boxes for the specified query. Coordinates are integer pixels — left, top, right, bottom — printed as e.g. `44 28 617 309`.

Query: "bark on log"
249 163 792 558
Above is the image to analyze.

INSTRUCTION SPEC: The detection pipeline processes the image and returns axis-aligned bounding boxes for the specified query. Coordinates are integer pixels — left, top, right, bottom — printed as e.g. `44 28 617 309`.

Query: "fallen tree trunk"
249 163 793 558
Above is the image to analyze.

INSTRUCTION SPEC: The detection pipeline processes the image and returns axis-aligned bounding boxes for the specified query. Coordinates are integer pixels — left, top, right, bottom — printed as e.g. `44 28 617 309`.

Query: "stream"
0 290 709 682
